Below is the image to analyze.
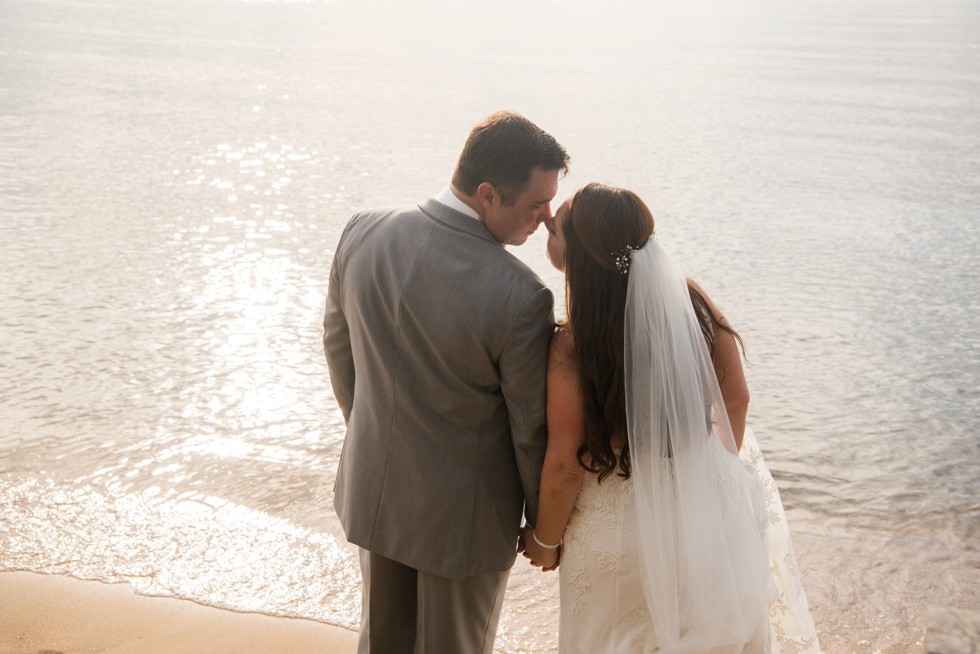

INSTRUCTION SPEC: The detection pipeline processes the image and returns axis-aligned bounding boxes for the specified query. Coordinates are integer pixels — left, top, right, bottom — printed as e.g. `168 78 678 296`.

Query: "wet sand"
0 571 358 654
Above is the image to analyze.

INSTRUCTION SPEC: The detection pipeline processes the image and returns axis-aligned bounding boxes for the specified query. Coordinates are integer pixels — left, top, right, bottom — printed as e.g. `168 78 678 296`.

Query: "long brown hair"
562 184 652 481
562 183 743 481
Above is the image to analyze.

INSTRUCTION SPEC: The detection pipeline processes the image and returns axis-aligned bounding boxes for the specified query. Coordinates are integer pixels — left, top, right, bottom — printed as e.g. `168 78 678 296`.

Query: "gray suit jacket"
323 198 554 580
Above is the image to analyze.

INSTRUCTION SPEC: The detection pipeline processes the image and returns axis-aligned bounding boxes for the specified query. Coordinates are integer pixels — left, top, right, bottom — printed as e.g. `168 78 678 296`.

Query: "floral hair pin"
613 245 637 275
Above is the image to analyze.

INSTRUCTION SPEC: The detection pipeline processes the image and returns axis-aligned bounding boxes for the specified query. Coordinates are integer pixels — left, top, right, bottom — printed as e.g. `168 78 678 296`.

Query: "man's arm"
499 286 555 527
323 236 355 422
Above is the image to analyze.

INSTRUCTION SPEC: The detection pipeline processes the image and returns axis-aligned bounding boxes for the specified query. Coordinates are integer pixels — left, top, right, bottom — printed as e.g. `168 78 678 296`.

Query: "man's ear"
476 182 496 210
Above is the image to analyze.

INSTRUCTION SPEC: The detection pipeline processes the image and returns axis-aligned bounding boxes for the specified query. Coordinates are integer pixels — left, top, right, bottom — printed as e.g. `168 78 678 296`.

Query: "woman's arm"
713 325 750 449
687 279 750 449
523 329 588 569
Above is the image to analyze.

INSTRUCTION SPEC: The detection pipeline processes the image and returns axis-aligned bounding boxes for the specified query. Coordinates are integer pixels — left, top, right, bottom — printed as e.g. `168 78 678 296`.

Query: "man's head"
452 111 570 245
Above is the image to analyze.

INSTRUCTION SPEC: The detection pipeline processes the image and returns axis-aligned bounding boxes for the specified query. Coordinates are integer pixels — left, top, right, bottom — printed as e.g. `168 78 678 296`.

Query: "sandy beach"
0 571 358 654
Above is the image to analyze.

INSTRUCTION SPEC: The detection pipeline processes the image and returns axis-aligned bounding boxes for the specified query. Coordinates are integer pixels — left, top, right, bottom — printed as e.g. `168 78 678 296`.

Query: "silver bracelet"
532 529 560 550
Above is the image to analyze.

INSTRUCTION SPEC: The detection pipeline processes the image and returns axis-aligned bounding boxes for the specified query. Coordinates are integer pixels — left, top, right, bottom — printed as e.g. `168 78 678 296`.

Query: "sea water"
1 0 978 651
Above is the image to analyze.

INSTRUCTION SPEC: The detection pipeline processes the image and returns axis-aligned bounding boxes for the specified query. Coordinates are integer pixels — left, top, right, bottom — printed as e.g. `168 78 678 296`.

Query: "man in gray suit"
323 111 569 653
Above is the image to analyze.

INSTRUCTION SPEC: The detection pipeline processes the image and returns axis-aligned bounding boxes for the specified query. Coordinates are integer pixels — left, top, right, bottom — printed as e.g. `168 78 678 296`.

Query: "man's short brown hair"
452 111 569 205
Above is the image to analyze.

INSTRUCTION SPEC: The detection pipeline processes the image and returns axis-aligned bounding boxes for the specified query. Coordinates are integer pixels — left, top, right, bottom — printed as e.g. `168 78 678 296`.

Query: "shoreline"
0 570 358 654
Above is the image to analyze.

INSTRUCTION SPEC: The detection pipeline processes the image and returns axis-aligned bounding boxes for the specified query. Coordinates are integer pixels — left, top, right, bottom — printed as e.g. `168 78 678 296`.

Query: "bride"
520 183 821 653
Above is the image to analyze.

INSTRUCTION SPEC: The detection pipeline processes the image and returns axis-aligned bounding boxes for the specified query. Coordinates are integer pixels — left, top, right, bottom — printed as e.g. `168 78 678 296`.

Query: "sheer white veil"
625 238 771 653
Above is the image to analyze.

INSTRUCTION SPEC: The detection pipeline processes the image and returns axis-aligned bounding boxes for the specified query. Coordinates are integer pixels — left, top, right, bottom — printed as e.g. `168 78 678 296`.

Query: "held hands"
517 526 560 572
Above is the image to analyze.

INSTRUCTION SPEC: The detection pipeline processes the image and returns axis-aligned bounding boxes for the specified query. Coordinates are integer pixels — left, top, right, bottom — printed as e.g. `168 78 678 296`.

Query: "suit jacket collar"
419 198 502 246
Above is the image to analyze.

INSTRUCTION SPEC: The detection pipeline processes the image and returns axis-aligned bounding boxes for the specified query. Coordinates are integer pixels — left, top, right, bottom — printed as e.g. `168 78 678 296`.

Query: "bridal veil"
624 239 771 653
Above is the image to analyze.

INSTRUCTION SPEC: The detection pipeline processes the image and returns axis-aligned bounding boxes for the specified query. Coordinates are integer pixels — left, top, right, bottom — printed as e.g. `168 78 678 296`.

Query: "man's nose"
537 205 552 223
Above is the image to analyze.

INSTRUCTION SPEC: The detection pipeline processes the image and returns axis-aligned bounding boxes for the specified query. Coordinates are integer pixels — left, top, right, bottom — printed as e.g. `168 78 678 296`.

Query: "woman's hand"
519 527 561 571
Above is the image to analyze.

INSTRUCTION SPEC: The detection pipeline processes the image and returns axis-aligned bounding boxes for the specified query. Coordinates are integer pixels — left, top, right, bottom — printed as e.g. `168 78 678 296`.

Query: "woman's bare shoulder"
686 277 727 324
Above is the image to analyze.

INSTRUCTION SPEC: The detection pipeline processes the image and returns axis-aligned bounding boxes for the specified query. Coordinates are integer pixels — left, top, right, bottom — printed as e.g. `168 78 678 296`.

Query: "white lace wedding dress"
739 427 822 654
558 432 821 654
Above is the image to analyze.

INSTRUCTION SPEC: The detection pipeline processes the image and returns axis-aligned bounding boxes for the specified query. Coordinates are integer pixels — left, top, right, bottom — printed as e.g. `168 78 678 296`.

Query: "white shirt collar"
434 186 480 221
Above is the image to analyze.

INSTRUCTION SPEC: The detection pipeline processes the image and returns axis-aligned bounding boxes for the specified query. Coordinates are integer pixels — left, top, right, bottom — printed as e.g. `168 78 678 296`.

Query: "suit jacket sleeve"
499 286 555 527
323 224 355 423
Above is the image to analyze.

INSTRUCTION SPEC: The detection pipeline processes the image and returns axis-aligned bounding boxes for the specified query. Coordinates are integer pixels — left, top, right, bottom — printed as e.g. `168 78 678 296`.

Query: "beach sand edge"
0 570 358 654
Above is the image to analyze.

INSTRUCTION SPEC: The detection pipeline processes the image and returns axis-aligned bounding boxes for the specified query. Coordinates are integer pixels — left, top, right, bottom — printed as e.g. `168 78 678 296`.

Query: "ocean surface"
1 0 978 652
